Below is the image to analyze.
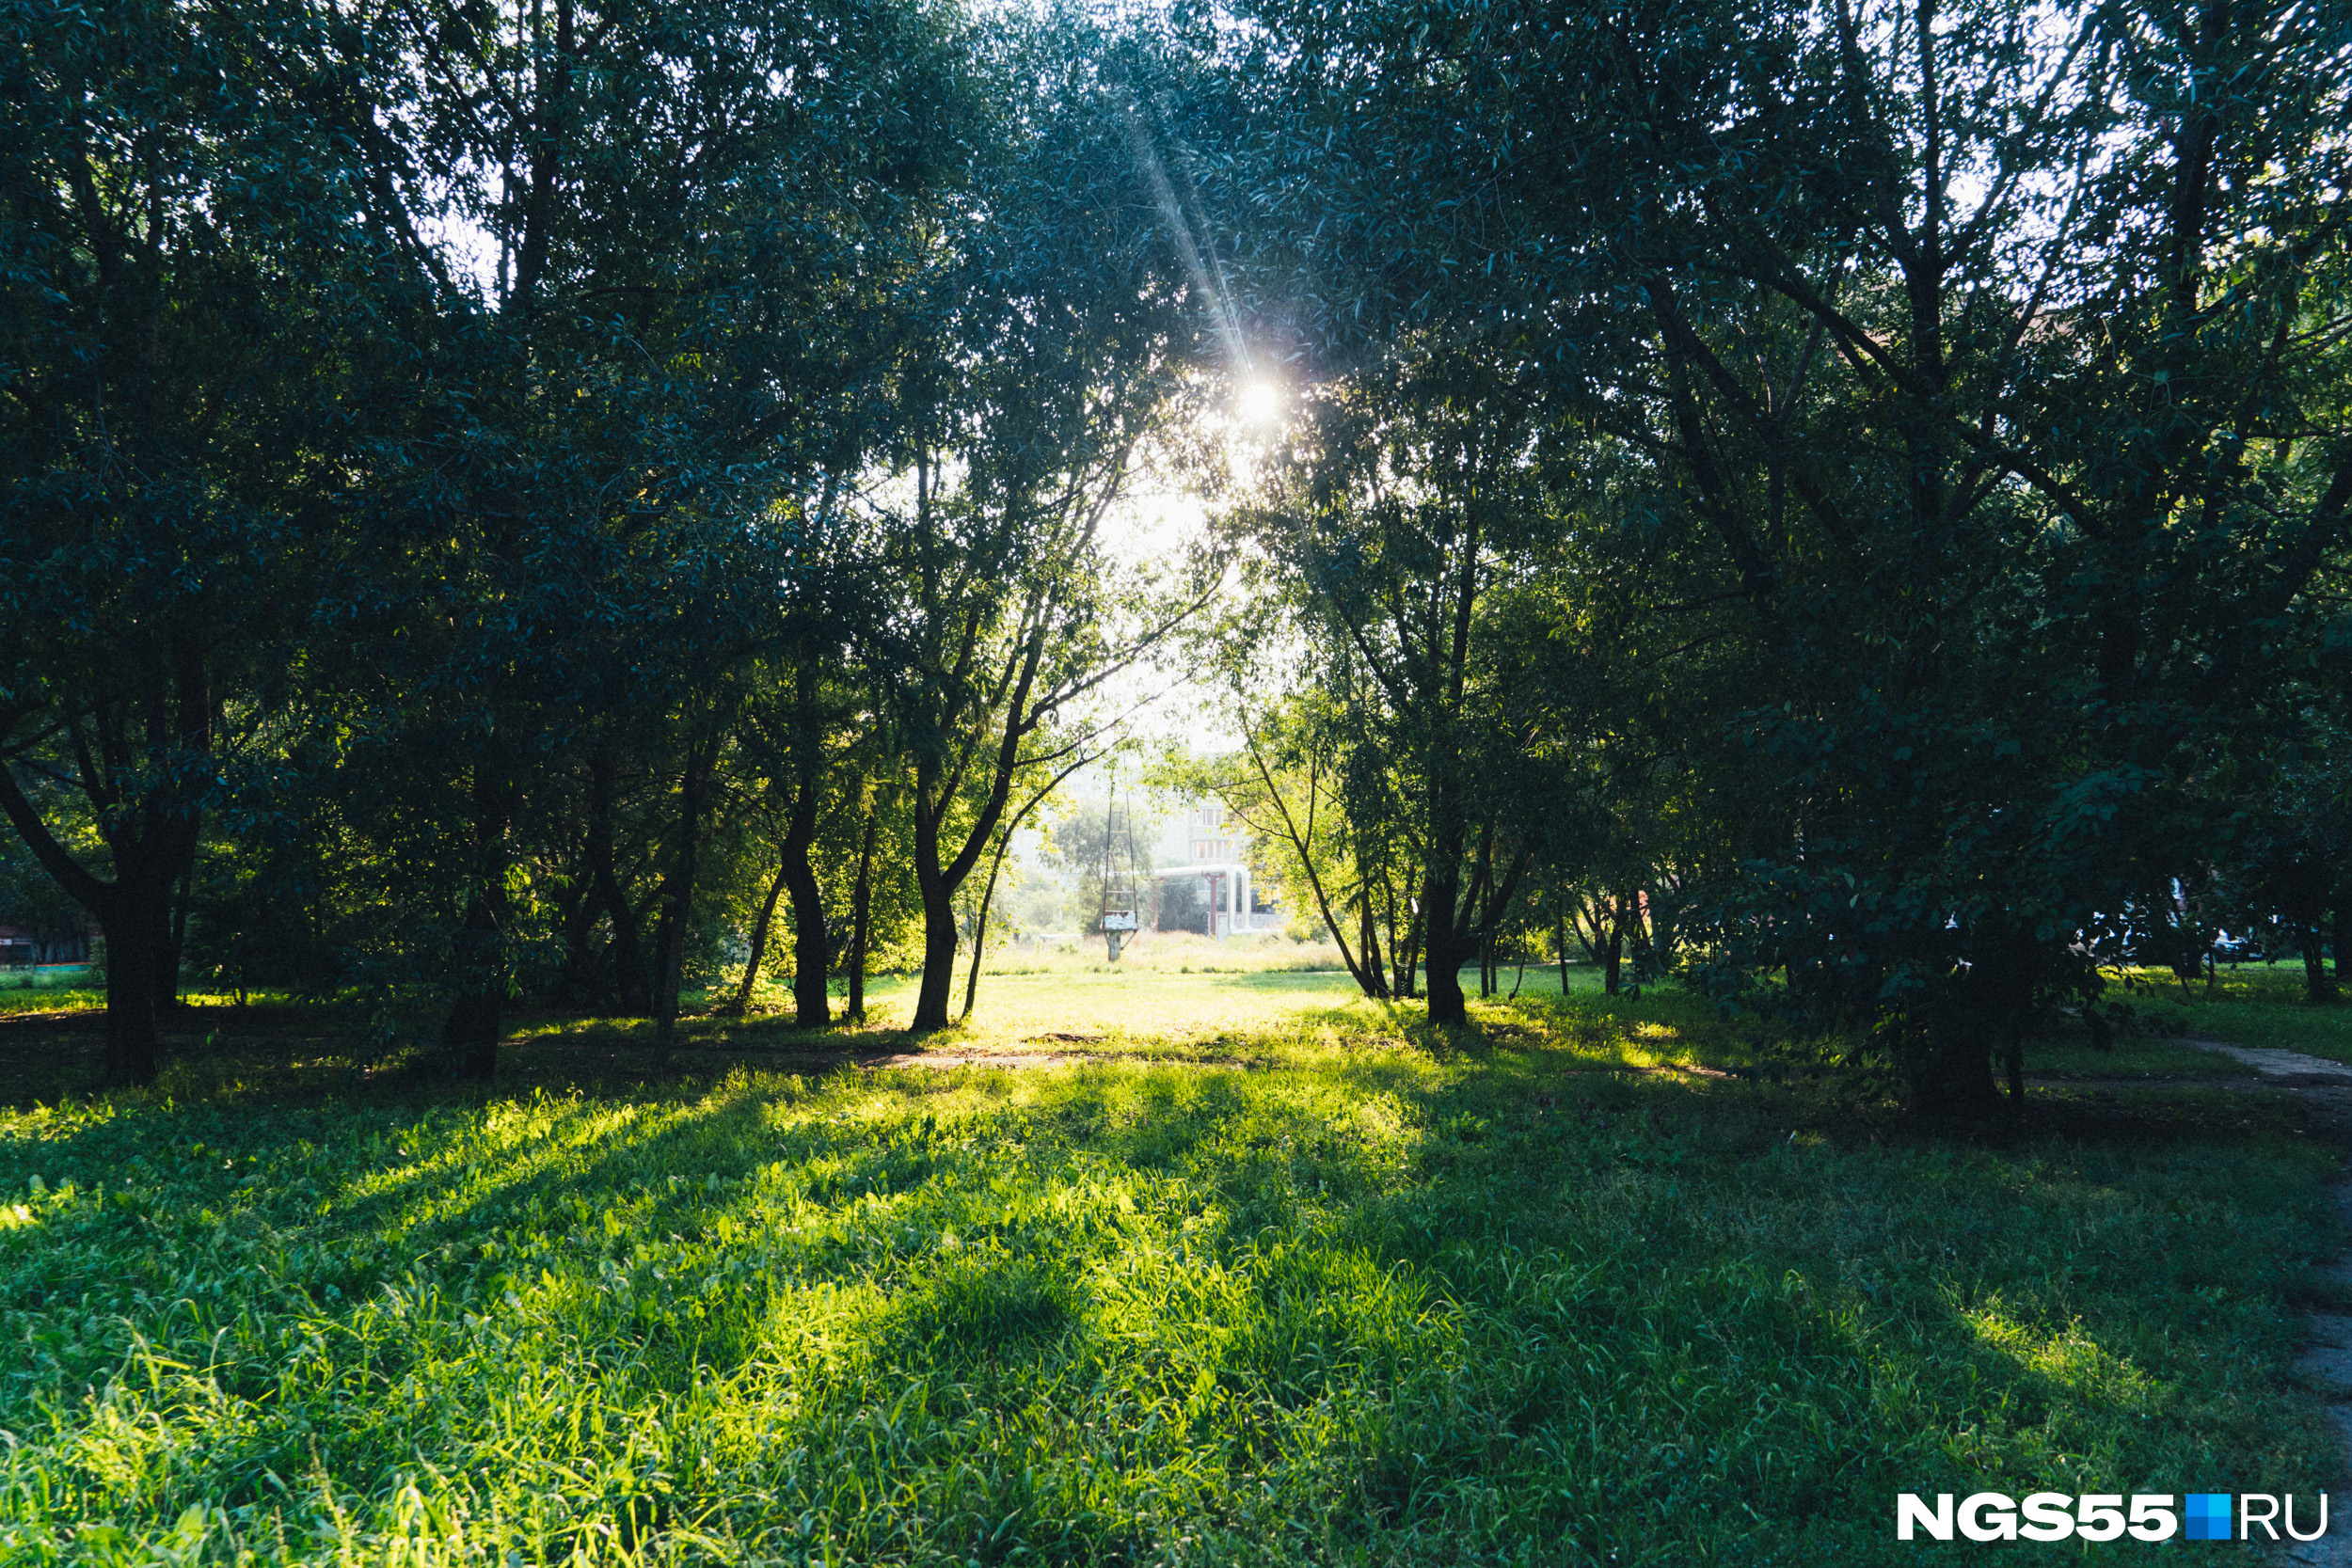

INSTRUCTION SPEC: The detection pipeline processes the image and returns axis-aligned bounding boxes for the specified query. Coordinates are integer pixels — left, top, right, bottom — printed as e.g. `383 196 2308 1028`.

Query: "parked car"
2210 932 2265 964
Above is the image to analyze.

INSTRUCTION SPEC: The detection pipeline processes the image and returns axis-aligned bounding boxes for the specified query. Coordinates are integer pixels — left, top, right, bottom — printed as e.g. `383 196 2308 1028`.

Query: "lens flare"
1235 379 1285 428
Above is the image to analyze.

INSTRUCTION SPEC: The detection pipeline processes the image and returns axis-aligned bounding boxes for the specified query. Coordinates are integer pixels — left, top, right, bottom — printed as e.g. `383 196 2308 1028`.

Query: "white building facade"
1150 801 1275 938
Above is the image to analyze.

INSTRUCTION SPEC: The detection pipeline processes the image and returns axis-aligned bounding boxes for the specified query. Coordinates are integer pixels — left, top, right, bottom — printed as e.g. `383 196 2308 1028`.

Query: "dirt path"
2173 1041 2352 1564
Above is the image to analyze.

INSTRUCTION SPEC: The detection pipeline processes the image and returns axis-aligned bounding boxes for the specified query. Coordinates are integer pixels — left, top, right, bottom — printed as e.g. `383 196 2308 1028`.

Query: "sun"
1233 377 1286 430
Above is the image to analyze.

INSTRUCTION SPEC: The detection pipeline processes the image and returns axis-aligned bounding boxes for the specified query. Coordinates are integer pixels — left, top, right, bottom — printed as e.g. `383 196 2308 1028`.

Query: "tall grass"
0 998 2336 1565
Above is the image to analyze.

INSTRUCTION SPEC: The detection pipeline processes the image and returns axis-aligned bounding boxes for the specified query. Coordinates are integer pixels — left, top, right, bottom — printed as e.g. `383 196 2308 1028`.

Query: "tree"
0 0 384 1083
1187 0 2352 1106
1232 354 1560 1023
297 0 969 1073
1156 692 1400 998
1546 0 2352 1108
882 13 1214 1033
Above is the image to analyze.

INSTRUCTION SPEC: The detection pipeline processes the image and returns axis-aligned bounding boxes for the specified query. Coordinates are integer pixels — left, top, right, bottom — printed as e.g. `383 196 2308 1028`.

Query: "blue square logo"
2185 1494 2233 1541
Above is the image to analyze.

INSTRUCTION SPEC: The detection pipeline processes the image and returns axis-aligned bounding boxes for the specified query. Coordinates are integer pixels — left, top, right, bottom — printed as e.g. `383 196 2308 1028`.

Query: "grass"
501 958 1744 1074
2101 960 2352 1064
2014 1032 2261 1079
979 929 1353 975
0 984 102 1015
0 965 2343 1565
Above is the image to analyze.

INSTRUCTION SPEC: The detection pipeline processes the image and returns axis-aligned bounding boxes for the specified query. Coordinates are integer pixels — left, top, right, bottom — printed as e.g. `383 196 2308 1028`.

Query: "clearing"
0 957 2346 1564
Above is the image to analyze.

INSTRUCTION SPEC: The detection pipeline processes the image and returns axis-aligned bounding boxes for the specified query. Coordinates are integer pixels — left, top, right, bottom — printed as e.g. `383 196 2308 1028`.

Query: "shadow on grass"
2 1011 2342 1563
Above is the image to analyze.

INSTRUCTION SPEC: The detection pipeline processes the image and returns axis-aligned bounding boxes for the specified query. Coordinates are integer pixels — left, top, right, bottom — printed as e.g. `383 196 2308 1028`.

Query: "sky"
1081 370 1295 763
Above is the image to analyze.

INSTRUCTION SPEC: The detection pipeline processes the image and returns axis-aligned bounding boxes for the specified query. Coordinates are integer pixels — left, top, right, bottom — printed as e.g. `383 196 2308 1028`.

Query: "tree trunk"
734 861 790 1011
781 784 829 1029
1557 906 1569 996
1569 895 1604 961
442 758 512 1082
1423 864 1470 1025
586 749 651 1014
1396 900 1423 999
651 891 691 1069
1647 881 1675 972
0 636 209 1087
554 872 601 1004
846 812 877 1023
1239 725 1379 997
1907 927 2029 1119
906 768 1007 1033
159 865 191 1017
152 641 206 1020
1476 892 1491 998
1899 1014 2006 1120
2335 890 2348 991
1375 874 1400 996
954 764 1079 1023
651 735 721 1068
1602 901 1624 995
440 891 505 1082
1358 898 1391 1001
607 896 652 1015
912 847 959 1032
1622 889 1646 984
0 816 174 1090
961 828 1016 1022
2304 924 2337 1003
95 895 164 1087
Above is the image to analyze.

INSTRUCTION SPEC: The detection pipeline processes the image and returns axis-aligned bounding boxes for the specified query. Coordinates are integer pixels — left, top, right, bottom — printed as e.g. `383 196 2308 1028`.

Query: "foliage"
5 0 2348 1118
1040 793 1160 926
1168 0 2352 1105
0 0 1216 1080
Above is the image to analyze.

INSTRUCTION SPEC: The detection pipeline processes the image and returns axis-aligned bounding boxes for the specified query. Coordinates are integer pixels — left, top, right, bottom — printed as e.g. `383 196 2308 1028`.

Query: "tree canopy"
4 0 2346 1112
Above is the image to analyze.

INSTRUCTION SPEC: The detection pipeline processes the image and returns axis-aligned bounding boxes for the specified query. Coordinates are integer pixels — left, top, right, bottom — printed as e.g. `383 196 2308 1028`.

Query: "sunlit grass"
618 965 1767 1072
0 977 2341 1564
0 983 101 1014
2097 960 2352 1064
811 967 1375 1049
977 928 1350 974
8 961 2276 1095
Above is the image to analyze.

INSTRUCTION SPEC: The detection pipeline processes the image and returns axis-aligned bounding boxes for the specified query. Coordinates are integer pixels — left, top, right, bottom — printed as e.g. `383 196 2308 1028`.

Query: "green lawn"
2106 960 2352 1064
0 984 103 1016
0 968 2342 1564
